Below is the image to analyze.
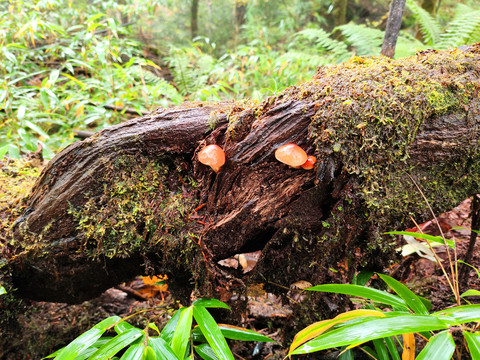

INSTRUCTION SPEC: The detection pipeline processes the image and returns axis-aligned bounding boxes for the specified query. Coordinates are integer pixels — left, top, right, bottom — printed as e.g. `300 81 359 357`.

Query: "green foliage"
46 299 273 360
288 274 480 359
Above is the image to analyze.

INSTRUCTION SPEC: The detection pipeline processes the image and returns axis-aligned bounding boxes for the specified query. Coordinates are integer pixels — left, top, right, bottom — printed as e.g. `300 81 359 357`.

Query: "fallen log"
8 44 480 305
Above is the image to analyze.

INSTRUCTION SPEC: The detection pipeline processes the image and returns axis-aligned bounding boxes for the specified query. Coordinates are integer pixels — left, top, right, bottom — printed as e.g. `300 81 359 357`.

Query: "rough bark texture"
7 45 480 310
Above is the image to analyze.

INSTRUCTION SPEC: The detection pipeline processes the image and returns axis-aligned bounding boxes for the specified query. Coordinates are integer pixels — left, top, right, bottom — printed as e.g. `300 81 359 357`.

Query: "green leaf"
52 316 121 360
461 289 480 297
193 305 234 360
416 331 455 360
192 298 231 310
378 274 429 315
89 328 143 360
433 305 480 325
115 321 136 334
464 332 480 359
194 344 219 360
291 315 449 355
385 231 455 248
171 306 193 359
192 324 274 343
372 338 390 360
119 341 144 360
306 284 408 310
161 309 183 343
148 337 179 360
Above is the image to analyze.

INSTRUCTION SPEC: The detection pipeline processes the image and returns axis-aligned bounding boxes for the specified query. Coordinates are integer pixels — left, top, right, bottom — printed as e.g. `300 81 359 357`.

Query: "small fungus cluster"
198 144 225 173
275 143 316 170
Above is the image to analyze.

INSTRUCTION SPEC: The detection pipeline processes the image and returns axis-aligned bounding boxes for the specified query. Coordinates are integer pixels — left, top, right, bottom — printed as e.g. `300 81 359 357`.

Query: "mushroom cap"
275 143 308 167
198 144 225 169
301 155 317 170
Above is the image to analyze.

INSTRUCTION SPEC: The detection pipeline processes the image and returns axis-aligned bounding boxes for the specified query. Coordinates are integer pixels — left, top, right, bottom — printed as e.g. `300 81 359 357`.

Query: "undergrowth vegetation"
1 0 480 160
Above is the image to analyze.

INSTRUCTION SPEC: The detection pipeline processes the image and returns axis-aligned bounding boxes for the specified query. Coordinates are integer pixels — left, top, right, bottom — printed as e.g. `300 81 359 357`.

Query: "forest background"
2 0 480 160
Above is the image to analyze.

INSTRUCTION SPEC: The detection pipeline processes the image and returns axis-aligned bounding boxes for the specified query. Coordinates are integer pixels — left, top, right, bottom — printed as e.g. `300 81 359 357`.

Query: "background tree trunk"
7 45 480 307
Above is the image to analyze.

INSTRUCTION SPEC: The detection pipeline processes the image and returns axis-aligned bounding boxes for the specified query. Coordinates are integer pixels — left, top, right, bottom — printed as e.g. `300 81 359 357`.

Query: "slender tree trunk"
191 0 199 39
381 0 406 58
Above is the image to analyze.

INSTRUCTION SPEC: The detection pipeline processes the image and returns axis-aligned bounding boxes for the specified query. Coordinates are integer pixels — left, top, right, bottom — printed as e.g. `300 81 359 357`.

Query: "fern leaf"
406 0 441 46
438 4 480 49
336 23 384 56
294 28 351 61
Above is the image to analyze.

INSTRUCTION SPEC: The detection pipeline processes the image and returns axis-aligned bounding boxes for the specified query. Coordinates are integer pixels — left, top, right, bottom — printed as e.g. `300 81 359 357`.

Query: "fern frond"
406 0 441 45
438 4 480 49
294 28 352 61
336 23 384 55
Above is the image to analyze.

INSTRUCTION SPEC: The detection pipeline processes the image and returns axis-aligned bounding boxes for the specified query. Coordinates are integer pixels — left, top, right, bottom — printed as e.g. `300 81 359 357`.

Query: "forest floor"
0 160 479 360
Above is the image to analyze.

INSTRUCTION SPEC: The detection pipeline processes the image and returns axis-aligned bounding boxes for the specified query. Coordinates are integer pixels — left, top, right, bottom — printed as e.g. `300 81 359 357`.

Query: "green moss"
68 154 198 259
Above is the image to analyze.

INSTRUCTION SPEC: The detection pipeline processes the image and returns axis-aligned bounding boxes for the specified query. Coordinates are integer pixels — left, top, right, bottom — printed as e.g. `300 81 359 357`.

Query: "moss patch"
68 154 199 260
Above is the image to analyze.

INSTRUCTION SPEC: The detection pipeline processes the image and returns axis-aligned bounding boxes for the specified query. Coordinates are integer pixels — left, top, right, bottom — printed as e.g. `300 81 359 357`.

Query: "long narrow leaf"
194 343 219 360
161 308 183 343
464 332 480 359
291 315 449 355
416 331 455 360
171 306 193 359
289 310 386 354
192 298 230 310
378 274 429 315
433 305 480 325
53 316 121 360
306 284 408 310
192 324 274 343
148 337 179 360
193 306 234 360
89 328 143 360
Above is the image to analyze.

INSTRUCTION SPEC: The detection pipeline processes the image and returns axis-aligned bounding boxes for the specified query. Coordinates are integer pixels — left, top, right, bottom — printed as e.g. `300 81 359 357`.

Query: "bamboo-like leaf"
289 310 386 354
291 315 448 355
416 331 455 360
460 290 480 297
148 337 179 360
402 333 415 360
372 338 390 360
384 336 401 360
378 274 429 315
161 308 183 343
386 231 454 248
171 306 193 359
194 343 219 360
433 305 480 325
464 332 480 359
192 324 274 343
52 316 121 360
193 305 234 360
192 298 230 310
89 328 143 360
306 284 408 310
119 341 144 360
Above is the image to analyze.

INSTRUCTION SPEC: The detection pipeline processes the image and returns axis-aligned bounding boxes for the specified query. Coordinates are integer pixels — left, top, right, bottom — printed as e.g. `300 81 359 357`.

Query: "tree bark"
7 45 480 305
381 0 406 58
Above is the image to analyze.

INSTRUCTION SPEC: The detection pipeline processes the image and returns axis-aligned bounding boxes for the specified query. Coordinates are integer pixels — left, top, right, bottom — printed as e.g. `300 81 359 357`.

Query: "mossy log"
9 45 480 304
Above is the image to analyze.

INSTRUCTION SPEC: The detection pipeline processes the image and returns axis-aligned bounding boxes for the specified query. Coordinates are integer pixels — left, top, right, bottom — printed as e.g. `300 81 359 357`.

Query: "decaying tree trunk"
7 45 480 306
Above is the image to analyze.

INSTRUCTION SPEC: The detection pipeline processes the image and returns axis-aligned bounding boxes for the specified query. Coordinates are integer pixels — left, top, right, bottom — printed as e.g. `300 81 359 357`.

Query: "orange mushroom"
198 144 225 173
275 143 308 168
301 155 317 170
